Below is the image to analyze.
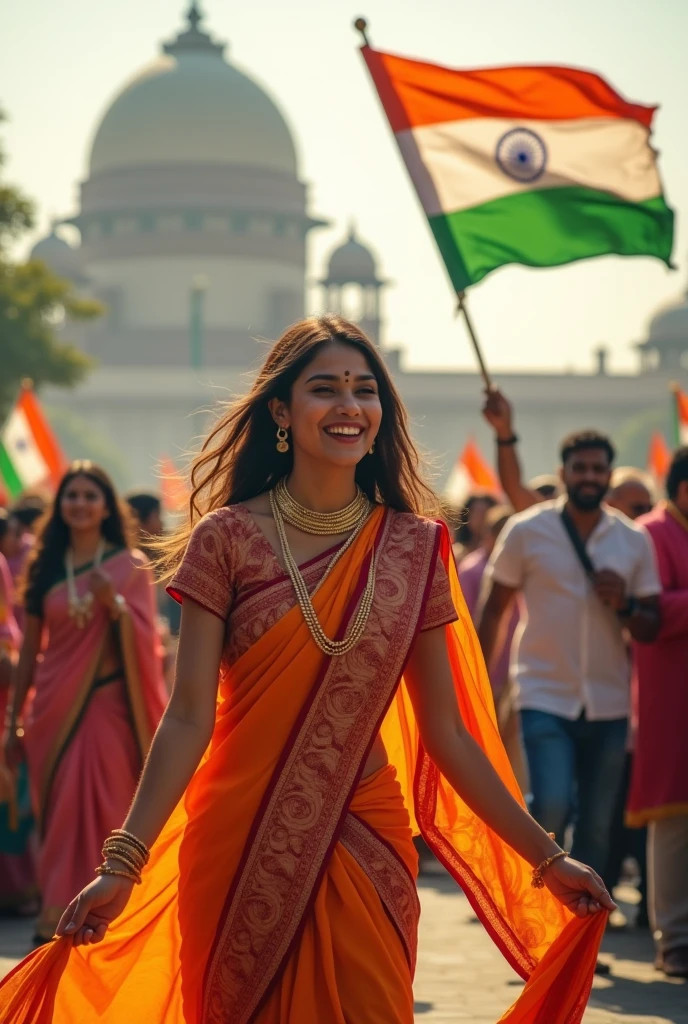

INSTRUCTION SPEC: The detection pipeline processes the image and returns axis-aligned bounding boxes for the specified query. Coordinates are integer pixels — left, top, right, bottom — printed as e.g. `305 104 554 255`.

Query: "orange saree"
0 507 605 1023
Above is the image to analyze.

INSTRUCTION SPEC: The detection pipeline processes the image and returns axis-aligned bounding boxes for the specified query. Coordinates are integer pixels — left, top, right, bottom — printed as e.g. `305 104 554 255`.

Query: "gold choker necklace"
269 487 375 656
273 477 371 536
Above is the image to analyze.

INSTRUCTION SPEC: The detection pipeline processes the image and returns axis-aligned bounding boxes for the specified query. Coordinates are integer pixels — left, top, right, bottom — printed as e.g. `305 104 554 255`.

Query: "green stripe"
428 187 674 292
0 441 23 498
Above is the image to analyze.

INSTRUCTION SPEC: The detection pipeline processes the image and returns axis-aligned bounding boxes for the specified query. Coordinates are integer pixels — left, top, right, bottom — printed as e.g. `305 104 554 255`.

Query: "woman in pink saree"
4 463 167 943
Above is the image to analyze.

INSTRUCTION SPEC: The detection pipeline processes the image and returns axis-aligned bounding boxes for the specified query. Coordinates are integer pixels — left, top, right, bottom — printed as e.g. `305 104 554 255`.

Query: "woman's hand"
55 873 136 946
543 856 617 918
89 568 116 611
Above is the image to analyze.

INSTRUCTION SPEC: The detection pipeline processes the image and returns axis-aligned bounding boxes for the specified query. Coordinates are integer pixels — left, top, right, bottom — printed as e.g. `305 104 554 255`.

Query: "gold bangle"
102 837 146 862
101 847 145 875
109 829 150 862
95 864 141 885
531 849 567 888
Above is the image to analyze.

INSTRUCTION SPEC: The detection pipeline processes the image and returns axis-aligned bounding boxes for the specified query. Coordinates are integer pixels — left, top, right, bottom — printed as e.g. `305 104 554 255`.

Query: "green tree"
0 107 100 417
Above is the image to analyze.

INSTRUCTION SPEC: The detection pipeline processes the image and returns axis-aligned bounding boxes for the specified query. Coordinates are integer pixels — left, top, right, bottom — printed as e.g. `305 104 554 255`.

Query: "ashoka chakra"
496 128 547 183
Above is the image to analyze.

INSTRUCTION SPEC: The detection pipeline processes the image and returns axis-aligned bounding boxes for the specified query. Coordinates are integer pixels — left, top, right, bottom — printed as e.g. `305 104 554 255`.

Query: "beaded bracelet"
531 849 567 889
109 829 150 864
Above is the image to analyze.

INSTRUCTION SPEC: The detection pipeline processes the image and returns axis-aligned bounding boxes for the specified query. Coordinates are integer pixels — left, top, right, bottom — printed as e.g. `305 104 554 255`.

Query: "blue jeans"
520 709 627 880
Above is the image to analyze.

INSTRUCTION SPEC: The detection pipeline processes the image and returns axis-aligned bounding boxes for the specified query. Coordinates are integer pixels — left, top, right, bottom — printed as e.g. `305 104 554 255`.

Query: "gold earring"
276 426 289 453
368 441 375 455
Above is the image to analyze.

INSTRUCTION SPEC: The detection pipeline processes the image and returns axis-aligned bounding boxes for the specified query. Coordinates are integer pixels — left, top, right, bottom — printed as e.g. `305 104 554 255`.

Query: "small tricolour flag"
159 456 189 514
360 46 674 291
444 438 502 507
671 385 688 447
0 384 67 499
646 430 671 487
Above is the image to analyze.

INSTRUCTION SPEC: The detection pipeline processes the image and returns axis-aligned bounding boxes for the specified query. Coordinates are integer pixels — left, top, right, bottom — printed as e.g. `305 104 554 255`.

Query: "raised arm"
482 389 541 513
404 626 616 915
56 598 225 945
476 579 517 670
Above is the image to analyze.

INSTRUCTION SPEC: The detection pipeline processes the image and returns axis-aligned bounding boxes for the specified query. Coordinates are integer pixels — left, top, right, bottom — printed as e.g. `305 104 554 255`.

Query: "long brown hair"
157 315 440 578
23 461 134 612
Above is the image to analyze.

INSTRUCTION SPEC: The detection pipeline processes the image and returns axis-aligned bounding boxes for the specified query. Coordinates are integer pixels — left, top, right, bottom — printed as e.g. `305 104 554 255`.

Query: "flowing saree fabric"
0 510 604 1023
23 548 167 939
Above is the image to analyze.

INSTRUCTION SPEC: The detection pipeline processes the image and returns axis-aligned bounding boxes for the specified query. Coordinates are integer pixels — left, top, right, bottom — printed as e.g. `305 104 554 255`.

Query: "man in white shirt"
478 430 660 882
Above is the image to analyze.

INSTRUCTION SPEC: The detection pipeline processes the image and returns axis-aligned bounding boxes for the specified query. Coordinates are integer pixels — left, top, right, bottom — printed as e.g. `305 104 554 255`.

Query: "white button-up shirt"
486 498 660 721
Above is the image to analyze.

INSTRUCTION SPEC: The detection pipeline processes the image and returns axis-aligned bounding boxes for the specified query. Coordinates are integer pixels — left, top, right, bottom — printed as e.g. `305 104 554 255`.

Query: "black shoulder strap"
560 506 596 581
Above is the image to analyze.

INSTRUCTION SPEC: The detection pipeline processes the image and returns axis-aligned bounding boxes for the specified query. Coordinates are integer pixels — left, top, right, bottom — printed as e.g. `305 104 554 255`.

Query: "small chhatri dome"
326 224 380 285
30 224 83 281
88 2 298 178
637 263 688 372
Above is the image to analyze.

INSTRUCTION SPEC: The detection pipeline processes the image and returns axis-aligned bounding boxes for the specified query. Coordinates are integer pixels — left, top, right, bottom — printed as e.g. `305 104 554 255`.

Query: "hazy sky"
2 0 686 373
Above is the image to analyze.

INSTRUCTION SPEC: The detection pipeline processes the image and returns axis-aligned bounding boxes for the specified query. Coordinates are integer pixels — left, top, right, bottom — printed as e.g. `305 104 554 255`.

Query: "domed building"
319 224 388 345
637 273 688 373
57 2 324 367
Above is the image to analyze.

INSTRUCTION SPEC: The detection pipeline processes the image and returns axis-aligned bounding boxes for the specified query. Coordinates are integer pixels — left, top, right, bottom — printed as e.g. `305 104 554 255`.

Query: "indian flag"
0 384 67 499
445 437 502 507
672 385 688 446
360 47 674 290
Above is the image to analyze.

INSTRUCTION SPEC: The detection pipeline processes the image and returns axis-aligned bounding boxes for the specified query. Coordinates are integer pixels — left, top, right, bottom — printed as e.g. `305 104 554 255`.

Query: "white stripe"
1 407 49 488
680 423 688 446
444 463 474 507
397 117 661 217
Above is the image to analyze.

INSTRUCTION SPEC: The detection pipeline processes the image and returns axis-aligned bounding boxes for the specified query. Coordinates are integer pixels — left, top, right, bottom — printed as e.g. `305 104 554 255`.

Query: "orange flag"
646 430 671 486
445 437 502 507
158 457 189 514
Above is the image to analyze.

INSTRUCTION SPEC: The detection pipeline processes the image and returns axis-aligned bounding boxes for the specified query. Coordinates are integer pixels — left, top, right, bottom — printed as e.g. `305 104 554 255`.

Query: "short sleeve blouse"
420 544 459 632
167 509 234 621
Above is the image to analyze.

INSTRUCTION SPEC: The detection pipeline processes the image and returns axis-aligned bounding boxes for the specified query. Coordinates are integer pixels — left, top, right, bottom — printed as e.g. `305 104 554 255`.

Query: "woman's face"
272 343 382 469
60 475 109 534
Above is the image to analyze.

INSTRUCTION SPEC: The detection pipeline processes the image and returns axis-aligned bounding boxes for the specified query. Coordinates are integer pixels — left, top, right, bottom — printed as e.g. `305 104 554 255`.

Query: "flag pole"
354 18 494 392
456 292 493 390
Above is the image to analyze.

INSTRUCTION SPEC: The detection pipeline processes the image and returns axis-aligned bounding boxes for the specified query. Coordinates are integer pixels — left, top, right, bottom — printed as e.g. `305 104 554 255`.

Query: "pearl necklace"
66 540 105 628
269 488 376 657
273 476 371 536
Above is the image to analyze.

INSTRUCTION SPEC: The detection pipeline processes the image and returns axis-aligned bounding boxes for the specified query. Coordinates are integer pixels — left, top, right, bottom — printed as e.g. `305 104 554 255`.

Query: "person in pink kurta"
3 463 168 944
628 447 688 978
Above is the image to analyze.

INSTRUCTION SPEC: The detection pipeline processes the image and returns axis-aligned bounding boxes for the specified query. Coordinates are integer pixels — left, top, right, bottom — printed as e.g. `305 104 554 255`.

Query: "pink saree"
23 548 167 939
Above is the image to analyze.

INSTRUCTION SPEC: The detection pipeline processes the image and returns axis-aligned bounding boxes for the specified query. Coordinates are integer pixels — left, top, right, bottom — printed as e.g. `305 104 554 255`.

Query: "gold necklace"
273 476 371 536
269 488 376 657
66 540 105 628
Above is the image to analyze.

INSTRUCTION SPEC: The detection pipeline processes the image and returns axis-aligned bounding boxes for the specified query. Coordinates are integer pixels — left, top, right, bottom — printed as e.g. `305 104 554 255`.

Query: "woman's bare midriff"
362 733 388 779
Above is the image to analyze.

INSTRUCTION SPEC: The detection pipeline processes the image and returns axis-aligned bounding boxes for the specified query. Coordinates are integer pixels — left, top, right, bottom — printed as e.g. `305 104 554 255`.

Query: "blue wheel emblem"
495 128 547 183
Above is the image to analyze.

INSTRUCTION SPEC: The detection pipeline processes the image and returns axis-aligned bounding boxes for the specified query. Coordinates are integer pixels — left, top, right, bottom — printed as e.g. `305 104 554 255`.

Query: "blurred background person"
627 448 688 978
452 493 498 564
607 468 654 521
460 504 528 791
478 430 661 915
0 535 37 920
603 465 655 931
126 492 180 689
3 462 167 945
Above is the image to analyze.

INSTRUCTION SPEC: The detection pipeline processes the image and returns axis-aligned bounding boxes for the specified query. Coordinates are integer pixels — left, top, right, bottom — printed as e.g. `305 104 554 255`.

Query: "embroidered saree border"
201 512 439 1024
37 638 105 835
339 811 420 975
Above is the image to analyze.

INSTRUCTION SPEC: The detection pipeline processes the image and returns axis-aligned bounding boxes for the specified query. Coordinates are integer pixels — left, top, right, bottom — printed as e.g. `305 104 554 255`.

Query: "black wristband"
617 596 637 618
496 434 519 447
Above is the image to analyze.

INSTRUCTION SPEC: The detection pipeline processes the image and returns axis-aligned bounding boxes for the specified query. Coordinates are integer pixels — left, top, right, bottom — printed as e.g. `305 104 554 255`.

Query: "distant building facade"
35 4 687 489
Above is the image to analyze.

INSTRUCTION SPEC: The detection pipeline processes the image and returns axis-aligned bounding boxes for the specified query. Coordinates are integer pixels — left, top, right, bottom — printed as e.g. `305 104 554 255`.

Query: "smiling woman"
1 318 612 1024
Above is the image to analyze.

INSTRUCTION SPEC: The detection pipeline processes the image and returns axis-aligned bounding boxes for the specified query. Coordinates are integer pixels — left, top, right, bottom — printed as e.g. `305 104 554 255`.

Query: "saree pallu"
0 509 605 1023
23 548 168 939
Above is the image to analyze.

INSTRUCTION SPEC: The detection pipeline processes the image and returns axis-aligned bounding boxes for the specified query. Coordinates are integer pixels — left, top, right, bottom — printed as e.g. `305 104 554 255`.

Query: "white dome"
88 8 298 178
648 294 688 344
31 228 83 280
326 226 379 284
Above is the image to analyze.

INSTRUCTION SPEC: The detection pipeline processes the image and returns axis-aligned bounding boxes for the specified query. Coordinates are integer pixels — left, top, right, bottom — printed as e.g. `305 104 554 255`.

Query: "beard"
567 484 606 511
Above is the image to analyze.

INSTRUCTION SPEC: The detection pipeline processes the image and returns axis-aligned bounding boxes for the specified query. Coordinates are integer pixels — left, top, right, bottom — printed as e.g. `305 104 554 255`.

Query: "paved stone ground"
0 879 685 1022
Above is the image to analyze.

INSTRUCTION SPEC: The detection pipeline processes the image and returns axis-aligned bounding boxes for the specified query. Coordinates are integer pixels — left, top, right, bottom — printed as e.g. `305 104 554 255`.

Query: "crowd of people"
449 388 687 979
0 329 685 1022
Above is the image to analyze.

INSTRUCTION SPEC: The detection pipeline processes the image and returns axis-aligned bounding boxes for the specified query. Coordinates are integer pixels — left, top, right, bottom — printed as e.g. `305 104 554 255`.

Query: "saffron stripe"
361 47 656 132
19 389 66 482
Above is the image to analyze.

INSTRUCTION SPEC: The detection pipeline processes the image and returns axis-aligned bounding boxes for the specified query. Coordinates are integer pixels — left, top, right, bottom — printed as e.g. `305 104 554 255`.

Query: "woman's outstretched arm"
404 626 617 917
56 598 224 945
